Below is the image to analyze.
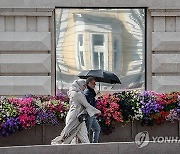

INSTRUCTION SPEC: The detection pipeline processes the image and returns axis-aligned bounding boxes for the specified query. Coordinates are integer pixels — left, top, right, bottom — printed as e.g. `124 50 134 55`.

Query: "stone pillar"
151 9 180 92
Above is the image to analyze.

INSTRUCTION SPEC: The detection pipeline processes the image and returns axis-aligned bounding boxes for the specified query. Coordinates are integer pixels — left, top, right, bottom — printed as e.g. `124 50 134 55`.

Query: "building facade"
0 0 180 95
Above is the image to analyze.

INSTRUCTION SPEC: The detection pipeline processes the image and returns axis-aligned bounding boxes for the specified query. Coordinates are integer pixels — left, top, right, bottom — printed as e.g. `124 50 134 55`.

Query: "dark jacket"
84 85 97 108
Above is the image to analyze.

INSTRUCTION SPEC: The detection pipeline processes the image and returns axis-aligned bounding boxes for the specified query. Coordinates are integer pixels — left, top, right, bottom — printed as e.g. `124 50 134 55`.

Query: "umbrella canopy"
77 69 121 84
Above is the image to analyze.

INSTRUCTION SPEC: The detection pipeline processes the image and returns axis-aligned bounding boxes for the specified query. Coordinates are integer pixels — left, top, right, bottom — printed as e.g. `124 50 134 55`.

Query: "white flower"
6 112 10 117
37 100 42 107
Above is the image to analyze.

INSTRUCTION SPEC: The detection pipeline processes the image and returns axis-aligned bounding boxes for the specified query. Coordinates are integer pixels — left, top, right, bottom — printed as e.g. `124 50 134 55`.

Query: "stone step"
0 142 179 154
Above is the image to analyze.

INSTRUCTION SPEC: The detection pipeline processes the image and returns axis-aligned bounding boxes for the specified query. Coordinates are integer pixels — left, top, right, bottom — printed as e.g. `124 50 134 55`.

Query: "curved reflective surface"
55 9 145 92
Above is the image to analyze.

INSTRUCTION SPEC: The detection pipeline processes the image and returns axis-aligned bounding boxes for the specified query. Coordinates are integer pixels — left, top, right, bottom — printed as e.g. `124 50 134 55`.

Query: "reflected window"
80 51 84 66
92 34 105 70
113 39 119 70
78 34 84 67
93 34 104 46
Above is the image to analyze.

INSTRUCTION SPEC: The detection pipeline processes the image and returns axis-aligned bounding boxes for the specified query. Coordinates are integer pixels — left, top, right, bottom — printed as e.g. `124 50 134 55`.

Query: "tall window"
78 34 85 67
113 39 120 70
92 34 105 70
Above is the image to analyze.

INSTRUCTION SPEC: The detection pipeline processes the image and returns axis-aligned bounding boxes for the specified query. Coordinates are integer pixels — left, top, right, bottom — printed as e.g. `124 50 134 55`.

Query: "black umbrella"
77 69 121 84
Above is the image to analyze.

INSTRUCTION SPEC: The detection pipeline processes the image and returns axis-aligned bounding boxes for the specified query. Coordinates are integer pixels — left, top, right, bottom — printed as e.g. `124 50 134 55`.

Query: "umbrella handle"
111 83 115 89
99 82 100 91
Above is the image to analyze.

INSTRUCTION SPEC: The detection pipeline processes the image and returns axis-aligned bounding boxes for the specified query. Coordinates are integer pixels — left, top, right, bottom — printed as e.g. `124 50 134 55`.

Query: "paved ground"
0 142 179 154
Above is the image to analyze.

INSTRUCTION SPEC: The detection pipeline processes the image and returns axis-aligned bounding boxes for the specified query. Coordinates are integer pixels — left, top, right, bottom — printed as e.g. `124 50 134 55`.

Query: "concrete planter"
0 121 179 146
133 121 179 140
0 125 44 147
99 123 132 142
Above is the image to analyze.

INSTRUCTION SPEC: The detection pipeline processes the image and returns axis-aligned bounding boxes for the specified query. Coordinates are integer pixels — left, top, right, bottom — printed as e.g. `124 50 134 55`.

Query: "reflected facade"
56 9 145 91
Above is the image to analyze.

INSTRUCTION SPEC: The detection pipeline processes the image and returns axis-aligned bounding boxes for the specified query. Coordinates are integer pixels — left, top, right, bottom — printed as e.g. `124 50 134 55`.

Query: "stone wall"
0 8 55 95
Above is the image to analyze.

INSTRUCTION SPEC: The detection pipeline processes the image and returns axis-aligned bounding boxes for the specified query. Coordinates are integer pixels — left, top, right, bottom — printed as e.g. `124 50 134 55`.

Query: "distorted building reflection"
56 9 145 91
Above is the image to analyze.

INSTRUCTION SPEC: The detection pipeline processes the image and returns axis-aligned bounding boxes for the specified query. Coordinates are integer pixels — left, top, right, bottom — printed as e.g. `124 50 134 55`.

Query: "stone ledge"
152 32 180 51
0 32 51 51
152 76 180 92
0 76 51 95
0 54 51 73
0 11 52 16
152 54 180 73
151 10 180 16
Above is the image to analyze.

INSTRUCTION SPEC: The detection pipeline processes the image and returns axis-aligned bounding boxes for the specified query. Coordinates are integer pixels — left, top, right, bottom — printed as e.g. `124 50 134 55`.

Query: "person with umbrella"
78 69 121 143
51 79 101 144
78 69 121 87
84 77 101 143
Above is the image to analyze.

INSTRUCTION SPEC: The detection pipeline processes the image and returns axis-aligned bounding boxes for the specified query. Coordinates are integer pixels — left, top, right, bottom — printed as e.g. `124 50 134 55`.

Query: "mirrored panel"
55 8 145 92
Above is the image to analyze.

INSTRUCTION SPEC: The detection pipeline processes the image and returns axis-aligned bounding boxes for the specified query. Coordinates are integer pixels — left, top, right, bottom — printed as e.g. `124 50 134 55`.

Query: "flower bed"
0 94 69 137
0 91 179 137
97 91 180 134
